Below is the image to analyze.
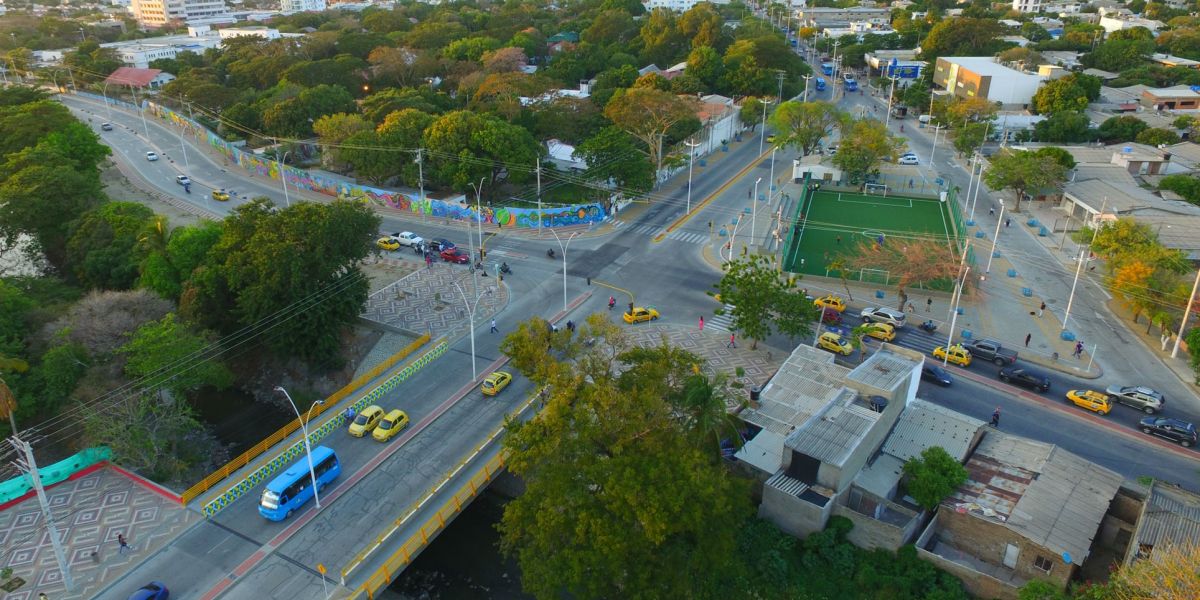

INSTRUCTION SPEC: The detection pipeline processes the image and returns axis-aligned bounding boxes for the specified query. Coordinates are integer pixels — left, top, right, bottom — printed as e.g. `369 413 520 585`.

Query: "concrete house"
916 432 1123 599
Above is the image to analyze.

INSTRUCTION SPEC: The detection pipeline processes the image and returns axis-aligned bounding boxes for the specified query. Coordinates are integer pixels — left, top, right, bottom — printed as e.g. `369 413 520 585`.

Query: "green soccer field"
782 188 964 282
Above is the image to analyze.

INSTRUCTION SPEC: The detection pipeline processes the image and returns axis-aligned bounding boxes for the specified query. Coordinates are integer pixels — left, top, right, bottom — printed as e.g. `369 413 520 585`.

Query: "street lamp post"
275 143 291 207
468 177 486 261
129 84 150 139
273 387 325 508
929 122 943 173
941 266 971 366
100 80 114 119
884 74 899 130
802 74 812 102
984 200 1005 273
752 176 763 249
758 98 770 155
450 279 487 380
548 228 580 312
685 137 699 214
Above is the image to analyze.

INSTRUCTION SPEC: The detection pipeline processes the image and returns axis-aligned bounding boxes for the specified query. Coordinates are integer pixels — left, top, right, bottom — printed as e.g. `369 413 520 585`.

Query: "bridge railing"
179 333 431 507
343 390 539 598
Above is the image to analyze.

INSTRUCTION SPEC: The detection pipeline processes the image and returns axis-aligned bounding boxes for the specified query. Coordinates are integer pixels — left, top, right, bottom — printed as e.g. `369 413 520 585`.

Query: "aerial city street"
1 0 1200 599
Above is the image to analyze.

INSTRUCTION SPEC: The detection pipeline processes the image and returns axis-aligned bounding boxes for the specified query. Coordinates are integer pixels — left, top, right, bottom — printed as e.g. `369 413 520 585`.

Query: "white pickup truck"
388 231 424 247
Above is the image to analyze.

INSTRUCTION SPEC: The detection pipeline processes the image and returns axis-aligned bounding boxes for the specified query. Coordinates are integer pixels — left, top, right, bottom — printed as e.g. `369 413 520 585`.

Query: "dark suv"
1139 417 1197 448
998 366 1050 392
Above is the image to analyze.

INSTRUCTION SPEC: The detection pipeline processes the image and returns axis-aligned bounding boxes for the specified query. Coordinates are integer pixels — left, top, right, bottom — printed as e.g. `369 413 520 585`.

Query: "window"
1033 555 1053 573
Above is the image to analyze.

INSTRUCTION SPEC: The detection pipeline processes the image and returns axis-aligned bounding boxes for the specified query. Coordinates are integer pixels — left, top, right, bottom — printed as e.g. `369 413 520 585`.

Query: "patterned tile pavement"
361 262 508 341
0 466 199 600
623 324 787 412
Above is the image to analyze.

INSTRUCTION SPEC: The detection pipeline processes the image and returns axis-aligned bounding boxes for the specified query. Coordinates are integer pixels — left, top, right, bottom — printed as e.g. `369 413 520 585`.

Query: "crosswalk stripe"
706 304 736 332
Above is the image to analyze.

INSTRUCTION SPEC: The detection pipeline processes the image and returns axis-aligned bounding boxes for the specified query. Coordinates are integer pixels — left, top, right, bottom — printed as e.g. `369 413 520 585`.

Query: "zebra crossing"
620 222 711 245
706 305 736 332
836 313 952 358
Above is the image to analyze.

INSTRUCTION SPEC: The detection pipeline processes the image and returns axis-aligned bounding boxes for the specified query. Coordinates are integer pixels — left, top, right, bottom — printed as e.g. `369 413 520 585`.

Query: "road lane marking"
653 147 774 243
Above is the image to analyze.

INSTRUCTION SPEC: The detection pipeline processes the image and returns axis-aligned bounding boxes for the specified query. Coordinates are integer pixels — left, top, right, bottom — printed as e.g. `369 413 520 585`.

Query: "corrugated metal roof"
1136 483 1200 551
785 398 879 467
766 471 810 497
882 399 985 463
946 432 1122 565
846 349 919 394
740 345 850 436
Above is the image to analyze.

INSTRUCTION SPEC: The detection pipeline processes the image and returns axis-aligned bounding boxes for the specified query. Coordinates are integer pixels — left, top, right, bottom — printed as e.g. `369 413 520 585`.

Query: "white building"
98 27 285 68
822 22 895 41
280 0 326 12
642 0 729 11
1011 0 1044 13
933 56 1047 108
546 139 588 172
129 0 233 28
1099 15 1164 34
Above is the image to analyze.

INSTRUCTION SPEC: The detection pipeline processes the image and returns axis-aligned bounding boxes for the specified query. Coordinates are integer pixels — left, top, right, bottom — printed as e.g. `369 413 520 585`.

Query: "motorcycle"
919 320 938 334
547 249 556 259
500 263 512 275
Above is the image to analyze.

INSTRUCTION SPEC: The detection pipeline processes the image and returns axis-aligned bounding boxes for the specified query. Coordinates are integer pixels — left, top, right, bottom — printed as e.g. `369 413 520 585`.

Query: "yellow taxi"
348 405 384 437
372 409 410 441
481 371 513 396
813 295 846 313
623 307 660 323
1065 390 1112 415
376 237 400 251
863 322 896 342
932 344 972 367
817 331 853 356
767 134 777 144
211 189 230 201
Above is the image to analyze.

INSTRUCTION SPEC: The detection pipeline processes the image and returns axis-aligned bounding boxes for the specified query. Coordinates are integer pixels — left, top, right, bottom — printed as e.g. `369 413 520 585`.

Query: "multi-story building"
933 57 1047 109
796 6 891 28
129 0 233 28
280 0 326 12
1011 0 1043 13
642 0 729 12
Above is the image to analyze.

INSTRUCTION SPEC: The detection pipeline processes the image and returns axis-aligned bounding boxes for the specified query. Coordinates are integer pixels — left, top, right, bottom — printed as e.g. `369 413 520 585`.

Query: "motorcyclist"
547 248 556 259
500 261 510 273
608 296 616 310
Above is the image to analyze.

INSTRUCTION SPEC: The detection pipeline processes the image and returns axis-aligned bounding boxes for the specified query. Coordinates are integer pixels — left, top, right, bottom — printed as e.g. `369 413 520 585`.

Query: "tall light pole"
752 176 763 248
275 142 291 207
767 146 777 201
549 228 580 312
100 79 113 119
685 136 699 214
468 177 486 262
884 74 900 130
11 437 75 592
984 200 1005 273
450 279 487 380
130 84 150 138
802 74 812 102
928 122 943 174
758 98 770 155
274 387 325 509
175 100 190 173
941 266 971 366
1063 200 1105 331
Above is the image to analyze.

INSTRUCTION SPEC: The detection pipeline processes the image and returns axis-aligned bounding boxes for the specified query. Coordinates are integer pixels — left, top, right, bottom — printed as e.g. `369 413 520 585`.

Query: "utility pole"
884 74 900 130
802 74 812 102
776 70 785 104
416 148 425 221
536 157 542 238
685 137 699 214
11 437 75 591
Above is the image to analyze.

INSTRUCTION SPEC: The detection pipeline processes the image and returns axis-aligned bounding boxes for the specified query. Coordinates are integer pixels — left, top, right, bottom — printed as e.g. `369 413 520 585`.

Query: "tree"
951 121 990 156
1089 540 1200 598
482 47 528 73
1160 174 1200 205
47 289 173 358
1032 74 1101 114
1033 146 1077 170
1097 115 1149 142
983 149 1068 212
120 313 233 395
832 119 905 185
367 46 435 89
183 199 380 366
496 314 750 600
769 101 845 156
639 8 685 67
360 87 443 124
65 202 156 290
1136 127 1181 146
583 10 638 46
576 126 654 192
1082 38 1155 72
944 96 997 125
443 36 502 62
842 238 966 311
0 146 105 267
312 113 373 168
83 392 213 482
686 45 723 88
919 18 1006 62
1033 111 1093 143
139 221 223 300
604 87 697 178
997 46 1045 67
903 447 968 511
422 110 540 191
740 97 765 132
714 254 815 349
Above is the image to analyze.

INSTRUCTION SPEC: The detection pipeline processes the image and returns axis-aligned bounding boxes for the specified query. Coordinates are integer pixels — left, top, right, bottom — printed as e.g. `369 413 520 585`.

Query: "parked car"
390 231 424 247
817 331 853 356
128 582 169 600
821 308 843 326
1065 389 1112 415
145 151 159 161
1105 385 1164 414
998 366 1051 392
348 405 384 437
921 364 953 386
429 238 455 252
482 371 513 396
377 237 401 251
860 306 906 328
101 122 114 131
1138 417 1196 447
175 175 191 186
440 248 471 264
932 344 972 367
898 154 919 165
372 409 410 442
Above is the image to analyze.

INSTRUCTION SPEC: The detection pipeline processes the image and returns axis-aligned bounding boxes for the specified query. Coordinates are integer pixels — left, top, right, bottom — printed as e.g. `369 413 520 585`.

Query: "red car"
821 308 843 326
440 248 471 264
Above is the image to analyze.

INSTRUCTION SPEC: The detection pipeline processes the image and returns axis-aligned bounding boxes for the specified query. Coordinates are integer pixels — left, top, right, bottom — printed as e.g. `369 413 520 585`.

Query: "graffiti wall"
144 102 608 228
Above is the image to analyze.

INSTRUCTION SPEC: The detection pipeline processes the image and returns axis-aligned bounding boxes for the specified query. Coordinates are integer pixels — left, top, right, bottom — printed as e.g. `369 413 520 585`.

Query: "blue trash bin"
961 329 973 339
966 219 975 227
875 290 885 299
1026 218 1039 227
1007 268 1017 277
1021 287 1033 297
1060 330 1076 342
1039 226 1049 236
975 231 985 238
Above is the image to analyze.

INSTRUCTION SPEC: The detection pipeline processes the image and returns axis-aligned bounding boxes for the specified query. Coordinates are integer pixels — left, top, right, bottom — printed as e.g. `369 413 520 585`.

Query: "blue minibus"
821 63 833 76
259 445 341 521
815 77 826 91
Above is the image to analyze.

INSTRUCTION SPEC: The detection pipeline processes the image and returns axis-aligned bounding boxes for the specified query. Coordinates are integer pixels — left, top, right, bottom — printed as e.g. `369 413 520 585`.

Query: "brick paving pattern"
0 467 199 600
361 262 508 341
624 324 786 412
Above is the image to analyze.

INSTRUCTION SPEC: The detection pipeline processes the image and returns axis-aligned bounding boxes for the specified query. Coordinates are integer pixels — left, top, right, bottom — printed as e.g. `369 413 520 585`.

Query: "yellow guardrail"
179 333 431 506
344 391 540 598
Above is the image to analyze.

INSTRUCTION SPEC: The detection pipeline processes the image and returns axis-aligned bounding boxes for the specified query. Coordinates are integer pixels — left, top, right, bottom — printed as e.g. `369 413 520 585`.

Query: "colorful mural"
143 101 608 229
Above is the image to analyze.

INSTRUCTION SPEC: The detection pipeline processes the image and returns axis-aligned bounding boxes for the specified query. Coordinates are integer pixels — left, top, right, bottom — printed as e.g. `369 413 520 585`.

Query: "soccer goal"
859 268 891 285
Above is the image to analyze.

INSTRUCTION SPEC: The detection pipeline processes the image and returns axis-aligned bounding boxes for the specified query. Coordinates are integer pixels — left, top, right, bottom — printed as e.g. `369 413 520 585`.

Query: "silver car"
1105 385 1164 414
860 307 907 328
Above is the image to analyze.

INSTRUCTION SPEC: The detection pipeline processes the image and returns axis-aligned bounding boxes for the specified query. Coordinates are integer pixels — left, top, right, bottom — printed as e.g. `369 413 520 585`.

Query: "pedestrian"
1074 341 1084 358
989 206 995 216
117 534 130 555
1038 302 1045 317
727 333 736 348
91 550 100 564
490 319 498 333
1005 217 1011 228
835 235 841 244
908 178 914 188
991 407 1001 427
1024 333 1031 347
699 316 705 331
907 302 916 312
926 298 932 312
566 320 575 332
344 406 356 423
